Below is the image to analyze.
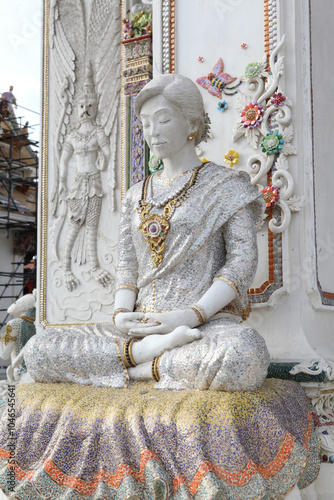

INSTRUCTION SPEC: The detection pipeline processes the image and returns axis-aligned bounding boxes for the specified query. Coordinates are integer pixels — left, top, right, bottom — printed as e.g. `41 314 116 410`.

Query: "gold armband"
189 304 207 325
112 308 130 325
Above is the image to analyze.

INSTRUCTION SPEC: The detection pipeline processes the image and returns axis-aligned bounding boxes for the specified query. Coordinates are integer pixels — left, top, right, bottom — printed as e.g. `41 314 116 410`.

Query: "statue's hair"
134 74 206 146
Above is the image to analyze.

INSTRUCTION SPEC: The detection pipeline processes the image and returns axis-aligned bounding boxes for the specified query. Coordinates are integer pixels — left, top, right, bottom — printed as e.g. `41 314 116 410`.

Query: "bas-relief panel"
310 0 334 306
41 0 121 325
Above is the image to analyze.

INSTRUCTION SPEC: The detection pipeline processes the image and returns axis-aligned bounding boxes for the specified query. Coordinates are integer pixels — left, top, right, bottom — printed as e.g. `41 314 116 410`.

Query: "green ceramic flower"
244 61 261 78
260 131 285 156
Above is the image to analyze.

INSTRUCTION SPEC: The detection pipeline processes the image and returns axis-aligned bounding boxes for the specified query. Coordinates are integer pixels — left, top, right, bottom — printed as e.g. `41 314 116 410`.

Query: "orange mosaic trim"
317 280 334 300
249 6 280 297
172 474 188 492
0 449 157 496
264 0 270 72
0 417 314 496
258 434 295 479
189 460 258 494
248 173 277 296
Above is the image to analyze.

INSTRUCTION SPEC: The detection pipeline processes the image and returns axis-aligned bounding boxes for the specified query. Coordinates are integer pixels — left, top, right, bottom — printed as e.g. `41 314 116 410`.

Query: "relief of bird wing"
49 0 86 217
87 0 122 211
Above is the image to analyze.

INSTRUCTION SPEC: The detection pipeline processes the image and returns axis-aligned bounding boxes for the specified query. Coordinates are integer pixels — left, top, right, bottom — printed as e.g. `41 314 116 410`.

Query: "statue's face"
140 94 191 160
77 95 97 123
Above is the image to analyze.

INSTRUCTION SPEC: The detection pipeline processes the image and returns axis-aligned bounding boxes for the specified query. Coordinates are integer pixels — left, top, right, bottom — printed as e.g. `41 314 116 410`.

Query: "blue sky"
1 0 42 143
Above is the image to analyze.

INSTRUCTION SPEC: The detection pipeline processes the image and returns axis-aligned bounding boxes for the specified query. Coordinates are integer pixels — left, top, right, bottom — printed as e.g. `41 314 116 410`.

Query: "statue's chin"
79 117 94 124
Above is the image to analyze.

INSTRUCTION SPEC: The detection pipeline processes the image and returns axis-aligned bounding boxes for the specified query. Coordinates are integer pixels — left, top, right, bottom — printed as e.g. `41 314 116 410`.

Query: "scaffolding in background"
0 99 38 331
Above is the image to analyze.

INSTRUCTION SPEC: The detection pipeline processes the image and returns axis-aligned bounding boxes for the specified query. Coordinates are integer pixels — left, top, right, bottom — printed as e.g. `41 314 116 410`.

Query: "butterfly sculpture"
196 58 241 97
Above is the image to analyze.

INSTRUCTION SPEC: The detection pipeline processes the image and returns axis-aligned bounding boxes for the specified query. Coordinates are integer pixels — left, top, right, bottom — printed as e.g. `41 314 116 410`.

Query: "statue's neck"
161 146 201 180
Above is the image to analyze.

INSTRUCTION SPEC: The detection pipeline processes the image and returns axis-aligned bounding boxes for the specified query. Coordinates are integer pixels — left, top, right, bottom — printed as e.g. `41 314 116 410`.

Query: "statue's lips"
151 142 166 146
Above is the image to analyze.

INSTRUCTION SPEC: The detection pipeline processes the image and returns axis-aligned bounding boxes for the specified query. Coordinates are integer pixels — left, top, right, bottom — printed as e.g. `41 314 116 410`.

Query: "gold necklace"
157 167 198 186
138 164 205 268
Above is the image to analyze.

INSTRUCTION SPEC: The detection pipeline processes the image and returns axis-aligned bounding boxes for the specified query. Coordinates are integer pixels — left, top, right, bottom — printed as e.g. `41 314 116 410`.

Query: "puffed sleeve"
214 203 259 320
115 190 139 293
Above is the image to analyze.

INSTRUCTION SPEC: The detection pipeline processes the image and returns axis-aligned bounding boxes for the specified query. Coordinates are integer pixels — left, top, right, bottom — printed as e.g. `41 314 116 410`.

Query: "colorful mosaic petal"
0 380 320 499
240 102 264 129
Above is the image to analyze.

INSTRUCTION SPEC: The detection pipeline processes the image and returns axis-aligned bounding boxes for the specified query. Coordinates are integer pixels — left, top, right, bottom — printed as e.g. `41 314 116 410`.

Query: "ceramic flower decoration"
241 55 268 82
148 154 163 174
232 36 304 233
240 102 264 129
271 92 286 107
261 131 284 155
217 100 227 112
196 58 241 98
241 43 247 50
262 186 279 209
224 150 239 167
244 61 261 78
122 10 152 40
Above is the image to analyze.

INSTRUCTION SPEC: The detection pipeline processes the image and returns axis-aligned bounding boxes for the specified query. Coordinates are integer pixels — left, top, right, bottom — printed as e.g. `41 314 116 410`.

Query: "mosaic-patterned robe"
25 163 270 391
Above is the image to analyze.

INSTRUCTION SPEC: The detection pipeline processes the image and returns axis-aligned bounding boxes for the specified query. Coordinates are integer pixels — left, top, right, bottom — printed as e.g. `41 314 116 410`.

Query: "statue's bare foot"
90 267 112 287
64 271 80 292
132 325 203 364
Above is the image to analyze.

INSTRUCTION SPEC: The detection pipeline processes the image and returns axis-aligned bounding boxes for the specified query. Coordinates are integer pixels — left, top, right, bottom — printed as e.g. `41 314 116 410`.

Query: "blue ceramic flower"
217 100 227 112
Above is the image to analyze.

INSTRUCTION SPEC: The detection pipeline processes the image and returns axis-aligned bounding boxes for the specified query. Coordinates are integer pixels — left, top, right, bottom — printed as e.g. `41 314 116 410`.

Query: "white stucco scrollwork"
290 359 334 381
232 35 304 235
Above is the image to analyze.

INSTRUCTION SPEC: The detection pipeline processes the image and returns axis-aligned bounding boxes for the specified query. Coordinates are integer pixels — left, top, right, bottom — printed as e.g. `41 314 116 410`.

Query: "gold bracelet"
151 356 161 382
112 308 130 325
122 339 128 366
122 338 137 368
127 338 137 367
189 304 207 325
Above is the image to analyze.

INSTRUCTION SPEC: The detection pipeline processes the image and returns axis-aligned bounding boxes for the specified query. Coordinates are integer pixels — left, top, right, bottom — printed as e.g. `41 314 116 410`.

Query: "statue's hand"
115 312 160 334
128 309 197 337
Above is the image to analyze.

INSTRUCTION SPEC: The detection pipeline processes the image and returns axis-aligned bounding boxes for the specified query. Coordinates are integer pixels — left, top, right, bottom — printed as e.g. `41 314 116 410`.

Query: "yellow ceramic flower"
224 150 239 168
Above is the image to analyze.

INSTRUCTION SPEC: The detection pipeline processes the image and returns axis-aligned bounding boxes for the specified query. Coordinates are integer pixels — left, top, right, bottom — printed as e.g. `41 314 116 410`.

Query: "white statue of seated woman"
25 74 270 392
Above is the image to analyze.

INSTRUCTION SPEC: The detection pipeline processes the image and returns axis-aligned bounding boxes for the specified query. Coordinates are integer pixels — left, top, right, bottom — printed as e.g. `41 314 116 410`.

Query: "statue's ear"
185 119 195 136
189 118 200 135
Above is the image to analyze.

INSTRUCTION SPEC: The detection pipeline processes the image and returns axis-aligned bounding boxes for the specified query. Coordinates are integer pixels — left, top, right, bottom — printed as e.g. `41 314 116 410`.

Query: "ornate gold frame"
39 0 49 325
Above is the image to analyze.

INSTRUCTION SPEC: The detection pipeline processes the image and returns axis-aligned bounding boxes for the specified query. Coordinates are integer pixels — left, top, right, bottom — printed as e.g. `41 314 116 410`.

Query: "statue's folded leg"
24 323 128 388
156 317 271 392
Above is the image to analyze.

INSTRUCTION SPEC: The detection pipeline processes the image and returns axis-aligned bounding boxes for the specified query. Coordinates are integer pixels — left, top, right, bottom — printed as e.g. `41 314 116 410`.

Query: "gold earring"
187 131 197 141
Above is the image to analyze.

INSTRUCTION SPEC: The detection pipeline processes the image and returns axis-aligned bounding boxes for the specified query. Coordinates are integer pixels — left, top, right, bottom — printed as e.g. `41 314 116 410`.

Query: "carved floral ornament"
291 359 334 463
232 35 304 234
